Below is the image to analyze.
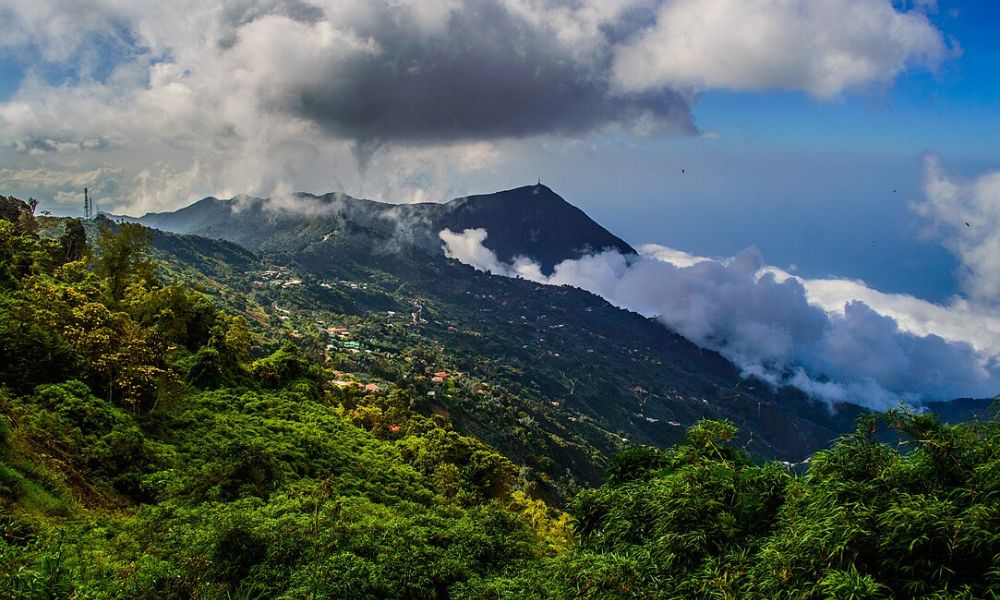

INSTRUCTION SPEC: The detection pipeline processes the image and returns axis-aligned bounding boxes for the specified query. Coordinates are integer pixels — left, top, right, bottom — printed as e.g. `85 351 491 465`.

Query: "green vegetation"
1 194 998 598
470 415 1000 598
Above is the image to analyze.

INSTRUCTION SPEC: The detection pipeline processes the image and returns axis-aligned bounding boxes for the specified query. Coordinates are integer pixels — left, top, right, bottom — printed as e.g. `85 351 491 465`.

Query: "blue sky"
537 1 1000 302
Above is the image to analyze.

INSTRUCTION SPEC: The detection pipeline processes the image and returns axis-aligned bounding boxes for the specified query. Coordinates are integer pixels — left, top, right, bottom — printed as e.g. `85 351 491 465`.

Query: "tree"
59 218 87 263
94 220 156 304
0 194 23 223
0 194 36 235
0 310 80 393
17 198 39 236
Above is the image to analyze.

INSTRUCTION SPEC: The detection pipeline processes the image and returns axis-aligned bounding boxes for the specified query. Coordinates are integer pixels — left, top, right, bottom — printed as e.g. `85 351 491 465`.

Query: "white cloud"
441 228 508 273
612 0 952 97
440 227 1000 409
637 243 710 268
768 271 1000 357
914 156 1000 307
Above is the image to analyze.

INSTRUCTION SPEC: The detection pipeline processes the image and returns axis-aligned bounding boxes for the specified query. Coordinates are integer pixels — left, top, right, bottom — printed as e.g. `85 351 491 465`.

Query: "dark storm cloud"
284 0 696 142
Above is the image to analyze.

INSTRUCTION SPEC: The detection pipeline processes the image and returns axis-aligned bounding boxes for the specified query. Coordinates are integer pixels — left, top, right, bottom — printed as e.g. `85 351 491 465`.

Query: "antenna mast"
84 187 91 220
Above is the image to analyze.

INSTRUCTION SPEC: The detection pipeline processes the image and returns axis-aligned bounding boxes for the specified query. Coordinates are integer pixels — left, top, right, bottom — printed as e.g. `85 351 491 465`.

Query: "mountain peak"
449 183 563 206
441 184 636 273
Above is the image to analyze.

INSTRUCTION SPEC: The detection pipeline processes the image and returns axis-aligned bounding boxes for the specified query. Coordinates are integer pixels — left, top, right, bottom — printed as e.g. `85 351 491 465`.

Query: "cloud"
913 156 1000 307
612 0 952 98
0 0 951 213
0 1 695 150
252 1 696 142
440 228 1000 409
441 228 507 272
0 165 124 211
770 271 1000 357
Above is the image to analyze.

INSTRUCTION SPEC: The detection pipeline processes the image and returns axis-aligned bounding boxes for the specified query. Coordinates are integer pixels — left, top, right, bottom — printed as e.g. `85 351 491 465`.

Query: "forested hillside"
1 194 998 598
122 185 907 494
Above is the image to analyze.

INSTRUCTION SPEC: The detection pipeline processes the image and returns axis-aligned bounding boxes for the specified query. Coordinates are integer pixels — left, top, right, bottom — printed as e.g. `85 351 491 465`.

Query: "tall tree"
59 218 87 263
94 220 156 304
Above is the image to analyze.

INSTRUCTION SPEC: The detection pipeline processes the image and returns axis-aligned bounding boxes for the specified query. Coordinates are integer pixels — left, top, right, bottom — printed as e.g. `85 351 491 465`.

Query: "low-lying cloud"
441 227 1000 409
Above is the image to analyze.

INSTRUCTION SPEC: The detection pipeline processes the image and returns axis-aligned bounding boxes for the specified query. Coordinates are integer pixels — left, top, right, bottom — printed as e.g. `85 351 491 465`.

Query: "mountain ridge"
119 184 636 273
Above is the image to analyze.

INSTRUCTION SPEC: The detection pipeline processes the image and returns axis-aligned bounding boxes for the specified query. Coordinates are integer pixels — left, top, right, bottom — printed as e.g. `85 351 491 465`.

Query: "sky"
2 1 1000 393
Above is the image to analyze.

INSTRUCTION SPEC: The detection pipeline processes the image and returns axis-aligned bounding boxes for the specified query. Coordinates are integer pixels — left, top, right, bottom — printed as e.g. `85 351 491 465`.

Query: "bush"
0 316 79 394
605 445 666 485
215 443 281 501
18 381 162 501
0 462 25 500
213 524 267 586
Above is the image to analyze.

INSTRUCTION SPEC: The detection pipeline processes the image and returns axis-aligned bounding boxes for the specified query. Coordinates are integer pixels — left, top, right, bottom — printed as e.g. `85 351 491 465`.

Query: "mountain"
435 185 636 273
122 184 636 273
119 186 991 492
122 195 233 234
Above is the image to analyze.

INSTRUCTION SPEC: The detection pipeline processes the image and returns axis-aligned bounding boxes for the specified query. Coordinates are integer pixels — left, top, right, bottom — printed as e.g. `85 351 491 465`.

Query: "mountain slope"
124 195 233 234
134 216 859 492
123 186 991 490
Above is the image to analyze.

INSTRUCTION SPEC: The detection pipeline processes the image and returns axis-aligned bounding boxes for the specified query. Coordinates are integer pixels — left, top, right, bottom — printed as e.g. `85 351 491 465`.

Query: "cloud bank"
441 227 1000 410
0 0 949 213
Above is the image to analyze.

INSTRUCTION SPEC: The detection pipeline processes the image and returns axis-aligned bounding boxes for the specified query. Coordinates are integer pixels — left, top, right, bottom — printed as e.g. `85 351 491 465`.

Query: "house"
364 383 379 392
431 376 444 384
433 371 450 379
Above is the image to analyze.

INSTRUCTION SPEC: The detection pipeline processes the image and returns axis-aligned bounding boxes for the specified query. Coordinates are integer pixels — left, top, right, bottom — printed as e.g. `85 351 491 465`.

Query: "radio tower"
84 187 91 220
